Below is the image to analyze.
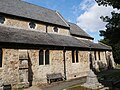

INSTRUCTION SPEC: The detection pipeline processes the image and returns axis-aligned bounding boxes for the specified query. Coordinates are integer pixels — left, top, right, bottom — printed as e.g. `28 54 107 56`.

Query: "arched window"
72 50 75 63
76 50 78 63
45 49 49 65
94 51 97 60
0 16 5 24
29 21 36 29
0 49 2 67
39 50 44 65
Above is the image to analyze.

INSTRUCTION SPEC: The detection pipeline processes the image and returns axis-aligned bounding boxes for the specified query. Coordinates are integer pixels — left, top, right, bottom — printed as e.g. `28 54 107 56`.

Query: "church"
0 0 115 89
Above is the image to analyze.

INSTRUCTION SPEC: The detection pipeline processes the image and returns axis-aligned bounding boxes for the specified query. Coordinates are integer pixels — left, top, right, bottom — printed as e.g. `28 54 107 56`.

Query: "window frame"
72 50 79 63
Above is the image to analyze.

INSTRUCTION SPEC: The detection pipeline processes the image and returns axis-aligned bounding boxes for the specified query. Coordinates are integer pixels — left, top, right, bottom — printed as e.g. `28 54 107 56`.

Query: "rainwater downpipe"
63 47 67 80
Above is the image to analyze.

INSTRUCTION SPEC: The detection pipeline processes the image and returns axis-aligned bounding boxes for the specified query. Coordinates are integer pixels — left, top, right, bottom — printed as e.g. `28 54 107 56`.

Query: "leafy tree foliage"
95 0 120 63
95 0 120 9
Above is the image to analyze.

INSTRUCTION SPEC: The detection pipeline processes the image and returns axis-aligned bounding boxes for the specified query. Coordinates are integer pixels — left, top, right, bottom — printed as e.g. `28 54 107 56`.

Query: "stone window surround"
29 21 36 29
1 15 69 36
52 26 60 34
39 49 50 65
53 26 59 33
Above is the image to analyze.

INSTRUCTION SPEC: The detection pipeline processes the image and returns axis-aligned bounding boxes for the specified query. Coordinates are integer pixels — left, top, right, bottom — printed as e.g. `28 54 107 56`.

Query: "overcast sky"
23 0 116 42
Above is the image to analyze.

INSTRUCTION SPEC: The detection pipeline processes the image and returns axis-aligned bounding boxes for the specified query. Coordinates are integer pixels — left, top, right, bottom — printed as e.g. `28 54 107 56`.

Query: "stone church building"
0 0 115 89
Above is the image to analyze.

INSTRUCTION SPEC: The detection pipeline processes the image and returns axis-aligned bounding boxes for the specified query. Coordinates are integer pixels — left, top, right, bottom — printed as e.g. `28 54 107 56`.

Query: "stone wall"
2 16 69 36
0 68 3 86
28 50 64 85
27 50 89 85
66 51 89 80
91 51 115 71
0 48 115 87
2 49 19 88
47 25 69 35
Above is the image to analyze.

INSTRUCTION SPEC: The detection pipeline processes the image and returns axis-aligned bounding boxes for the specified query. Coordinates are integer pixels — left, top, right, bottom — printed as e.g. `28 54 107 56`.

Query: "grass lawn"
115 64 120 69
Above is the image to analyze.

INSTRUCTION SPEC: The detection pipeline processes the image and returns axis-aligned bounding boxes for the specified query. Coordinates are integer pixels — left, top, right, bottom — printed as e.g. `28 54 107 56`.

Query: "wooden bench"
46 73 64 84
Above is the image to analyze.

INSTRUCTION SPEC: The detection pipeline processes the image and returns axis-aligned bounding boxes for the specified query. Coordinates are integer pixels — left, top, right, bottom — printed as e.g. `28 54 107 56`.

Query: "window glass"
0 16 5 24
94 51 97 60
29 21 36 29
72 50 75 63
98 51 101 60
76 50 78 63
53 26 58 32
45 49 49 65
39 50 44 65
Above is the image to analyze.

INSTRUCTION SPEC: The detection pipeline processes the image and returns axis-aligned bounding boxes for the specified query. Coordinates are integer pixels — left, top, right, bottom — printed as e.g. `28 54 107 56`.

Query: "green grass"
108 71 120 78
98 70 120 82
115 65 120 69
60 82 83 90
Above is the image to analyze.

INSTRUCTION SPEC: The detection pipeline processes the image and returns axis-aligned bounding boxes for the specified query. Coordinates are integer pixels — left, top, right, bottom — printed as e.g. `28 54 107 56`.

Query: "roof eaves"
71 33 94 40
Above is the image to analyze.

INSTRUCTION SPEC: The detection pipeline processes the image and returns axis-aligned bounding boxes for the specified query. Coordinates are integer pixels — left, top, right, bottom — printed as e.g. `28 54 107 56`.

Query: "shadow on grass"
96 68 120 89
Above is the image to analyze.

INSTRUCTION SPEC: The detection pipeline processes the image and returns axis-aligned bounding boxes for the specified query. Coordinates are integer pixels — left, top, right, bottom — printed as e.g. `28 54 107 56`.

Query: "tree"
95 0 120 9
95 0 120 63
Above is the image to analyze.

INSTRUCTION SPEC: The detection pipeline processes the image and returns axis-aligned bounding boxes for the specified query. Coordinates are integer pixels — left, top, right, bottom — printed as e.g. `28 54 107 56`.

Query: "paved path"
24 86 42 90
24 77 86 90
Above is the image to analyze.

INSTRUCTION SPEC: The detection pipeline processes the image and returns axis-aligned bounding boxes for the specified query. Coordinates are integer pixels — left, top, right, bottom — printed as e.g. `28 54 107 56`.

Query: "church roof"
68 22 94 40
0 0 69 28
0 26 88 48
0 26 111 50
81 40 112 50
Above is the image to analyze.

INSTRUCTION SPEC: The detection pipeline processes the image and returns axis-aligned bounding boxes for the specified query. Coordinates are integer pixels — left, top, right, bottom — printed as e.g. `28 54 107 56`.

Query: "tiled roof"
81 40 112 50
0 26 88 48
0 26 112 50
68 22 93 39
0 0 69 27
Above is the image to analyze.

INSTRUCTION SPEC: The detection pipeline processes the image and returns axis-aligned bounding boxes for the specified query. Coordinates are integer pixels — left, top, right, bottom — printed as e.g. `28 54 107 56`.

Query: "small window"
76 50 78 63
39 50 44 65
0 49 2 67
45 49 49 65
94 51 97 60
0 16 5 24
29 21 36 29
53 26 58 32
72 50 75 63
98 51 101 60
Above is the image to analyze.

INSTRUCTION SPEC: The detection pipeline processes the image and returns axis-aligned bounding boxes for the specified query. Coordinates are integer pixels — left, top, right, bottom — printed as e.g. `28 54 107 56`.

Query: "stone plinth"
82 70 104 89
